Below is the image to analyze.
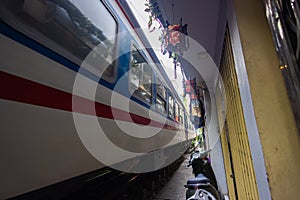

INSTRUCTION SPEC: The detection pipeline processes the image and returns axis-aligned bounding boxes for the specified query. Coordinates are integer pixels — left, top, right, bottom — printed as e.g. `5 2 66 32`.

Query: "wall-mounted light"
279 65 287 70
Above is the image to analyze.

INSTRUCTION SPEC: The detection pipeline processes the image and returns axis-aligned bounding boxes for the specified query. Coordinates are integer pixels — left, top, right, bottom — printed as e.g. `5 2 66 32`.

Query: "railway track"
64 156 184 200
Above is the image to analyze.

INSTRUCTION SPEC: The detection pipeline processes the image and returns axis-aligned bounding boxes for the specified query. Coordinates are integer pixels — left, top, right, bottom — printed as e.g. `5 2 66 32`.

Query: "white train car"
0 0 196 198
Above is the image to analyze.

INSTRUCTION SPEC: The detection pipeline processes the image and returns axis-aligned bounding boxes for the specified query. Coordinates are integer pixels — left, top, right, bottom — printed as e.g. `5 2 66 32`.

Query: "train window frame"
179 106 184 125
156 77 167 114
174 102 179 122
168 93 175 119
184 113 188 129
129 44 153 105
0 0 119 83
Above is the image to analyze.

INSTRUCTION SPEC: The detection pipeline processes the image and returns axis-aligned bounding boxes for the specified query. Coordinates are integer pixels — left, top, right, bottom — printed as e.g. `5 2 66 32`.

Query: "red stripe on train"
0 71 178 131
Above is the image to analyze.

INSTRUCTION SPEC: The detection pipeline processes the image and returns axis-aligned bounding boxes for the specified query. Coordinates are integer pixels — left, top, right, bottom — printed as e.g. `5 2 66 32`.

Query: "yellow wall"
216 79 236 200
232 0 300 199
218 27 259 199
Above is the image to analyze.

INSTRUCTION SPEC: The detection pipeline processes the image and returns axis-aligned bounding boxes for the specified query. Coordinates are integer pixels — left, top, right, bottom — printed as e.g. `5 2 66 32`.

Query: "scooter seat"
187 174 210 185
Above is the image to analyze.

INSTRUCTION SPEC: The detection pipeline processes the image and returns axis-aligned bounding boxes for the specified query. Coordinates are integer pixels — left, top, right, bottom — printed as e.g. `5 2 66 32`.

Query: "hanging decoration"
162 19 188 56
144 1 189 79
144 0 165 31
183 78 196 96
161 18 188 79
183 78 205 128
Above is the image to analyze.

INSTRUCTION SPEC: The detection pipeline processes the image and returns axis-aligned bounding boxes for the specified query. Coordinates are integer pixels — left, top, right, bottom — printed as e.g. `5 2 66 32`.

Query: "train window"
0 0 118 81
156 78 167 113
179 107 183 125
129 46 152 104
174 102 182 124
168 95 174 119
174 102 179 122
157 96 166 113
184 113 188 129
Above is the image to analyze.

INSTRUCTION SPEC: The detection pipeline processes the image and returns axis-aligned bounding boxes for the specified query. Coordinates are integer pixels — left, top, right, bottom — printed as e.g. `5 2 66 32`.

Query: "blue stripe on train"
0 20 154 110
0 21 111 88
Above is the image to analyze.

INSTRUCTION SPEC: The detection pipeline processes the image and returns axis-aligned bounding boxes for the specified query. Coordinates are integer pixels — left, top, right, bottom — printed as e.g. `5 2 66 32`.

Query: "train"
0 0 196 199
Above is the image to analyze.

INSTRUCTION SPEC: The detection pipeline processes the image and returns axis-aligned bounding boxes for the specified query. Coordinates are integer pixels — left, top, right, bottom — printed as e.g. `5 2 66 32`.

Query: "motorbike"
184 150 220 200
